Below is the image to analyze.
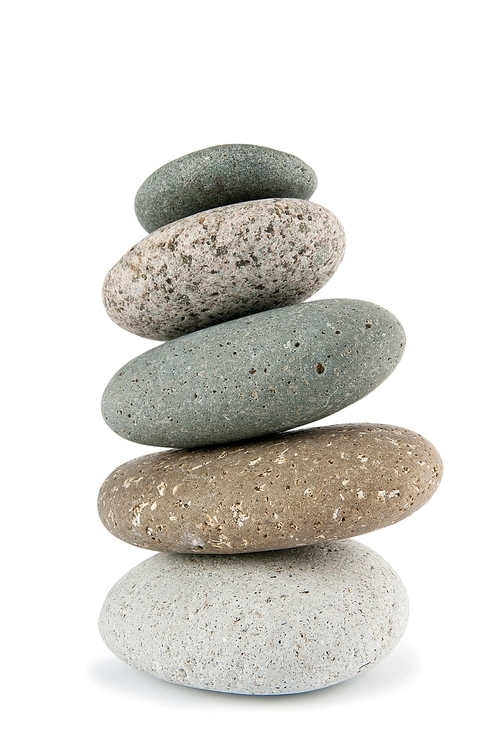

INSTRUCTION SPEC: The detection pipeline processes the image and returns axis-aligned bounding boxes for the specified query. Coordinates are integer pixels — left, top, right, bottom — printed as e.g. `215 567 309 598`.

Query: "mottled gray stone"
98 541 409 695
98 423 443 554
134 144 318 233
101 299 405 449
103 199 345 341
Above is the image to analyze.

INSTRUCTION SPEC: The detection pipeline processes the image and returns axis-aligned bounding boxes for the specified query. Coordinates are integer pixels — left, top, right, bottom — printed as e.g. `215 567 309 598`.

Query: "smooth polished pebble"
103 198 345 341
134 144 318 233
101 299 406 448
98 423 443 553
98 541 409 695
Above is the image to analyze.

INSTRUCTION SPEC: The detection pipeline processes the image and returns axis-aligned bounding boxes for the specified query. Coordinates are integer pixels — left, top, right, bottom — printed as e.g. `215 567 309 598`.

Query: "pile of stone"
98 144 443 695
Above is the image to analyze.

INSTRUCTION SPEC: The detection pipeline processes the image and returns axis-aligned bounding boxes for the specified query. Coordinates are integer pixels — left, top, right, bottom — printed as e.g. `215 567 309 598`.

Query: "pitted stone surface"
101 299 406 449
134 144 318 233
103 198 345 341
98 541 409 695
98 423 443 553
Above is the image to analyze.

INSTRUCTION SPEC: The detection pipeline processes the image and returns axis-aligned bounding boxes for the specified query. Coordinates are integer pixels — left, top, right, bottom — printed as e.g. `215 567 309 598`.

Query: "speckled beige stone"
102 198 345 341
98 423 443 553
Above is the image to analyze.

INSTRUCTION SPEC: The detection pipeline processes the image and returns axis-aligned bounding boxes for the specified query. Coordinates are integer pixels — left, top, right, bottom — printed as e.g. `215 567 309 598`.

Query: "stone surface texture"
98 541 409 695
134 144 318 233
103 198 345 341
101 299 406 449
98 423 443 554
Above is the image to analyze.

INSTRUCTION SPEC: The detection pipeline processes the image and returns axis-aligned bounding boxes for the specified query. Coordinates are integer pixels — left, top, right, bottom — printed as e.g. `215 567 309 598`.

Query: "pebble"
134 144 318 233
98 540 409 695
103 198 345 341
98 423 443 553
101 299 406 448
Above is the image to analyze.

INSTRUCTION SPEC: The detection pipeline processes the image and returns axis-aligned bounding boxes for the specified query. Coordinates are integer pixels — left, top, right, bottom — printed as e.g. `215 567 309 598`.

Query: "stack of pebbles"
98 144 443 695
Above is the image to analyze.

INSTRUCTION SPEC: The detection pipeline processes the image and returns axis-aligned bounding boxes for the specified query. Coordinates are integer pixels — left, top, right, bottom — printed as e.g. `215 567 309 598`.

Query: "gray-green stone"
101 299 405 449
134 144 318 233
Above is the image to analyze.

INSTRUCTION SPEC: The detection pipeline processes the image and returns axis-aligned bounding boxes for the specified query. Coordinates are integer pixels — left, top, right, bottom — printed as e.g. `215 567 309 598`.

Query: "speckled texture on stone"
98 423 443 554
98 541 409 695
101 299 406 449
103 198 345 341
134 144 318 233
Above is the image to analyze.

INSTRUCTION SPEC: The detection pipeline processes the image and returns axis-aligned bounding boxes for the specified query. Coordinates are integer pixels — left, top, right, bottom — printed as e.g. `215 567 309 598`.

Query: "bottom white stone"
99 541 409 695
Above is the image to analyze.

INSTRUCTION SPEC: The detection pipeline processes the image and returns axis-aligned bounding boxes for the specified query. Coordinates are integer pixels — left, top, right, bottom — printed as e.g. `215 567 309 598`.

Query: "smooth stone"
134 144 318 233
101 299 406 449
98 423 442 554
99 541 409 695
103 198 345 341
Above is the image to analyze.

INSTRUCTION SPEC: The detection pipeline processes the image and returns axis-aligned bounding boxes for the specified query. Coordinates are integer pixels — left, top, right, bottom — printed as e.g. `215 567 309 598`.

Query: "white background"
2 1 498 751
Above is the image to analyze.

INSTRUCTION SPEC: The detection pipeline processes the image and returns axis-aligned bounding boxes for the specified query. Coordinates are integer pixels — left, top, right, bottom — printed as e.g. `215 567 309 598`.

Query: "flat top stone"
98 423 443 553
99 540 409 695
103 198 345 341
101 299 406 448
134 144 318 233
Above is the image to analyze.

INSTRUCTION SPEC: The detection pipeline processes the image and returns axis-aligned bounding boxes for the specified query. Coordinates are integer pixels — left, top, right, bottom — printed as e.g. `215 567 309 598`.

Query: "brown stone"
98 423 443 553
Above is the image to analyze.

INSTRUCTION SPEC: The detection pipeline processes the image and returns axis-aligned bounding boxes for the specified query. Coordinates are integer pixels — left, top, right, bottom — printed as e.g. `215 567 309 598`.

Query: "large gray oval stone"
134 144 318 233
103 198 345 341
98 423 442 554
98 541 409 695
101 299 406 448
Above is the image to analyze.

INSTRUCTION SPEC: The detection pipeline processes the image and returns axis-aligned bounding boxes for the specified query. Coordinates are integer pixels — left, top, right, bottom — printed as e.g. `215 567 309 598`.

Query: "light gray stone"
103 198 345 341
98 540 410 695
101 299 406 448
134 144 318 233
98 423 443 554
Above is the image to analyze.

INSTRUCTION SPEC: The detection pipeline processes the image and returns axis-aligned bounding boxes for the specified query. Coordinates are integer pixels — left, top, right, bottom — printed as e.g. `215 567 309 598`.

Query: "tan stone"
98 423 443 553
102 198 345 341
